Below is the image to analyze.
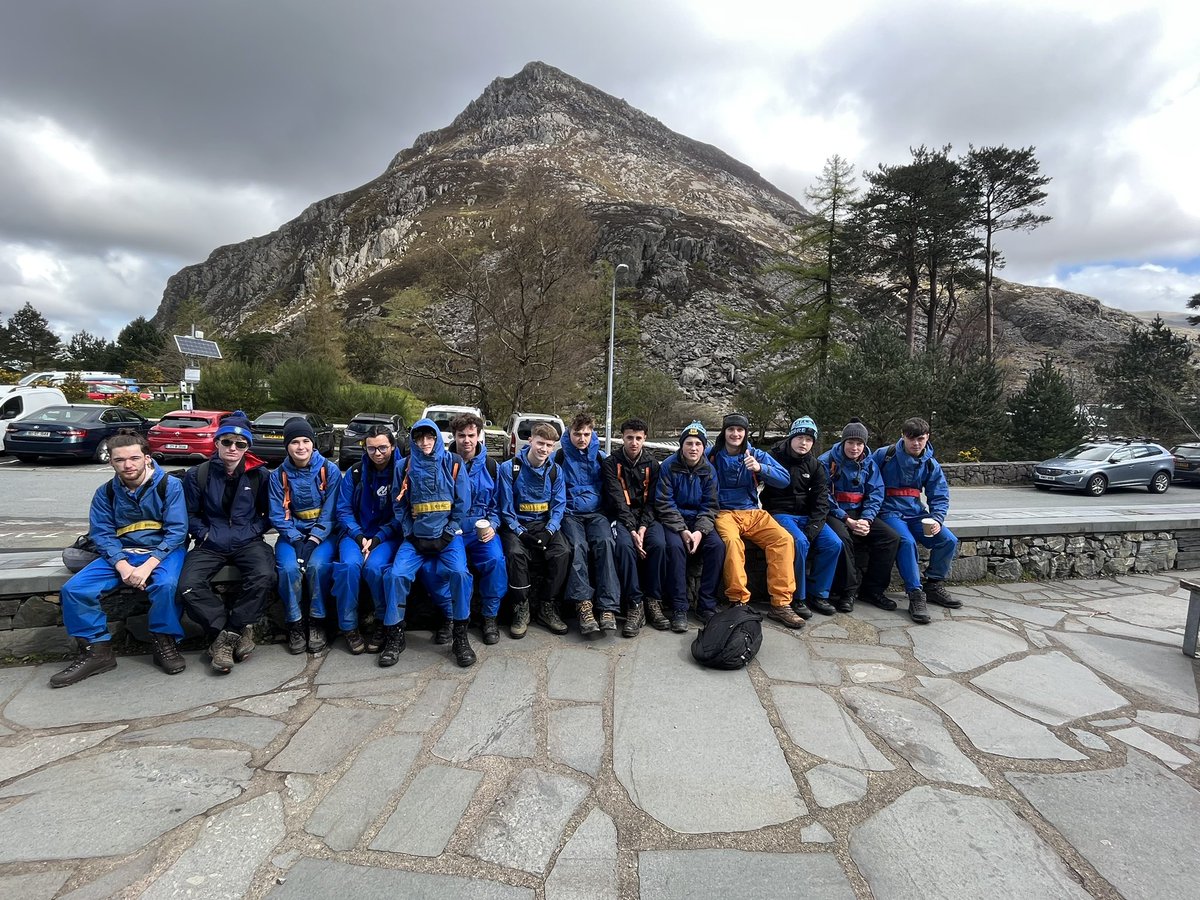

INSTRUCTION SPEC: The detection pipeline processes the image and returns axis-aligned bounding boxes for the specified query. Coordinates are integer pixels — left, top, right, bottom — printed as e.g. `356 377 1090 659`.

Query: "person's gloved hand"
436 532 454 551
291 538 309 567
367 535 382 552
522 530 549 552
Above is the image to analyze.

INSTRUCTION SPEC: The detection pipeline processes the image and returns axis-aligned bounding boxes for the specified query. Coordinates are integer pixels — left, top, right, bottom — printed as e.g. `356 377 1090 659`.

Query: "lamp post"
604 262 630 454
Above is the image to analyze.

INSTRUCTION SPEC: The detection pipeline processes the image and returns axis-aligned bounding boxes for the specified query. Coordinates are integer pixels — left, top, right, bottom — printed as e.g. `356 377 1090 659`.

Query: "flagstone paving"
0 572 1198 897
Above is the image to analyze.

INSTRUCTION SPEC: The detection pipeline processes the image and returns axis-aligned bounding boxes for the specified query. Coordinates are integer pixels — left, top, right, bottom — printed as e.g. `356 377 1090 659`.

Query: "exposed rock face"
153 61 1141 404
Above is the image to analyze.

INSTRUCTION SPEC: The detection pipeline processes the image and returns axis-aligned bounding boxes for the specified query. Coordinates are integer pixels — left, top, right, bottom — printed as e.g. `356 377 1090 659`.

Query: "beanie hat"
214 410 254 446
679 421 708 447
841 418 869 443
722 413 750 432
788 416 818 441
283 416 316 446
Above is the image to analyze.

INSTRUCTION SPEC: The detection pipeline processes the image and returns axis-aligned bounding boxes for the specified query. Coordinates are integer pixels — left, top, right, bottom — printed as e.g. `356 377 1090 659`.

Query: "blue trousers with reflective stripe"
332 536 400 631
275 538 336 624
386 537 471 624
878 515 959 590
462 531 507 618
60 548 186 643
773 514 842 600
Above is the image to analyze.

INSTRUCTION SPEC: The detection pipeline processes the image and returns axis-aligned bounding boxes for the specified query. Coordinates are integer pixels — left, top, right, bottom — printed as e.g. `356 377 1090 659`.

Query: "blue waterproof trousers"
61 548 186 643
331 536 400 631
878 514 959 591
275 538 336 624
773 514 843 601
462 530 508 618
386 537 471 623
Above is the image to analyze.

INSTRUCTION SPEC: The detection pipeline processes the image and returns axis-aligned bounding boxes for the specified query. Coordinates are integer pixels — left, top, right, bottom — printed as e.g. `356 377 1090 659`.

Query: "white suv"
504 413 565 460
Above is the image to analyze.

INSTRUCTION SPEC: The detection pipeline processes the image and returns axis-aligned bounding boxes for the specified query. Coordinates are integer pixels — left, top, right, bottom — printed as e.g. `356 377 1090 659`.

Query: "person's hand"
858 519 872 535
743 450 761 473
292 539 309 567
478 525 495 543
927 520 942 536
360 536 372 557
115 559 136 585
632 527 646 559
683 530 701 554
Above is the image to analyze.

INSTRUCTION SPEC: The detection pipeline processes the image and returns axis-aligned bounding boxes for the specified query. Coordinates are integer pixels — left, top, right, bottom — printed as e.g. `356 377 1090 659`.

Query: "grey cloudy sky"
1 0 1197 339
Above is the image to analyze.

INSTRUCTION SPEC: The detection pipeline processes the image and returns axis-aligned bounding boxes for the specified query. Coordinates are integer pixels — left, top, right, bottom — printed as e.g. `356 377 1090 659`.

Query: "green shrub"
59 373 89 402
329 383 424 422
195 361 270 417
104 392 152 414
0 369 18 385
270 360 341 417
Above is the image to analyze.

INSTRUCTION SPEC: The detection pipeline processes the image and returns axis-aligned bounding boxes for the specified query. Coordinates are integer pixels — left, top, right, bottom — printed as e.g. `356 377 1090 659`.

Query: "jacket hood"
560 429 599 463
827 441 871 467
891 437 935 466
410 417 446 465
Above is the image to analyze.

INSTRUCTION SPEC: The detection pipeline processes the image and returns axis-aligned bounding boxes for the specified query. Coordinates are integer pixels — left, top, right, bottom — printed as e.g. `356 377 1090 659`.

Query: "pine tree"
65 331 113 369
1098 317 1197 441
1007 358 1085 460
3 302 62 370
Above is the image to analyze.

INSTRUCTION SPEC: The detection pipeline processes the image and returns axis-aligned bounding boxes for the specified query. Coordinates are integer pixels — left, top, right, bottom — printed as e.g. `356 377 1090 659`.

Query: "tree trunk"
984 226 995 359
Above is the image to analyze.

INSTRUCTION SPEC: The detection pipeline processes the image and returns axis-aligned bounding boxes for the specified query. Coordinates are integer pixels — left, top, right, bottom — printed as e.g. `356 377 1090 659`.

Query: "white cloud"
1034 263 1200 313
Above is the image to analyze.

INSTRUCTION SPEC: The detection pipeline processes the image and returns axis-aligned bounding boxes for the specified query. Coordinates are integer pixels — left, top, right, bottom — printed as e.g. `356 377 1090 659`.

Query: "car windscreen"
156 416 213 429
23 406 95 424
517 419 563 439
254 412 302 427
1059 445 1116 461
1172 445 1200 459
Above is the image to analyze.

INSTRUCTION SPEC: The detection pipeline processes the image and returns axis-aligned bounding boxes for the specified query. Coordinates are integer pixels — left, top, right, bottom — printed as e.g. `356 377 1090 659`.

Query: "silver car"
1032 441 1175 496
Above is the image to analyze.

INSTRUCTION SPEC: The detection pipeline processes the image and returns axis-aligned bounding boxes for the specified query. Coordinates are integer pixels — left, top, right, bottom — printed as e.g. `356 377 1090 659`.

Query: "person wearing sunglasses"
176 410 273 674
332 425 403 659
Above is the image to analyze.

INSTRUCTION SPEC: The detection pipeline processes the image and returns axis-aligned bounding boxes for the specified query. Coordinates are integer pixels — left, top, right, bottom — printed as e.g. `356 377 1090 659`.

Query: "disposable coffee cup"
475 519 491 539
921 517 937 537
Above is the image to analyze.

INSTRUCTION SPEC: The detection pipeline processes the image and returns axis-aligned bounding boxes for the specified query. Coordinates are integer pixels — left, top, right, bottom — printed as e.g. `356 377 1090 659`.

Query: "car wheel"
1149 471 1171 494
1085 474 1107 496
94 439 111 463
14 454 38 464
1034 483 1050 491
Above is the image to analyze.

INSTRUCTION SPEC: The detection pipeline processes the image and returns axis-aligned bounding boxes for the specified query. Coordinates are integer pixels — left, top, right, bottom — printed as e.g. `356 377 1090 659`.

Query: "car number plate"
166 443 189 450
264 434 282 440
26 431 52 438
1035 473 1053 480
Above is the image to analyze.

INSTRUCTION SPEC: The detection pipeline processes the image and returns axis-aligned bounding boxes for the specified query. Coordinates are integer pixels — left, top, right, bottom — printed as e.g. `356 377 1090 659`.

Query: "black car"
338 412 409 467
6 404 150 464
250 411 336 466
1171 444 1200 484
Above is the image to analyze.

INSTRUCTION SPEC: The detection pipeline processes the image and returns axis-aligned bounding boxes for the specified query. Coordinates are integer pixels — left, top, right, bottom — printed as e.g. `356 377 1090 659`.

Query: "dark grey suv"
1032 441 1175 496
338 412 408 467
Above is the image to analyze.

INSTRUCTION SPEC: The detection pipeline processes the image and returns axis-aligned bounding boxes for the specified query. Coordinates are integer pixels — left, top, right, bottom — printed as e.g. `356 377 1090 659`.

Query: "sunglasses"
219 439 249 450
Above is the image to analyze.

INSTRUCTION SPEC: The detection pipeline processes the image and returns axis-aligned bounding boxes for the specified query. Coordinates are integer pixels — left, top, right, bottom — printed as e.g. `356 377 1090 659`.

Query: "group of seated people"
48 408 961 688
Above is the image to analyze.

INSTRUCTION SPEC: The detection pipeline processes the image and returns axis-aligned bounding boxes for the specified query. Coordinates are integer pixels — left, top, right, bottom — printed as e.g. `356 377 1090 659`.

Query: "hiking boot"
924 580 962 609
452 620 477 668
433 619 452 644
536 600 569 635
577 600 600 635
233 625 256 662
365 621 386 654
152 633 186 675
861 591 898 611
599 610 618 633
670 610 689 633
510 600 530 639
307 619 328 654
286 621 306 654
907 588 932 625
344 628 366 655
808 596 837 616
789 599 814 620
622 603 645 638
481 616 501 645
695 607 716 625
49 640 116 688
767 604 806 629
834 592 856 613
379 623 405 667
208 630 236 674
645 597 670 631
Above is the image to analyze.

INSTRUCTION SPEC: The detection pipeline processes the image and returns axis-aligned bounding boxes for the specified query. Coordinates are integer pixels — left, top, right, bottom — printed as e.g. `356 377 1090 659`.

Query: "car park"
503 412 565 460
148 409 232 463
1032 440 1175 496
250 411 336 465
1170 444 1200 485
338 412 409 467
4 404 151 463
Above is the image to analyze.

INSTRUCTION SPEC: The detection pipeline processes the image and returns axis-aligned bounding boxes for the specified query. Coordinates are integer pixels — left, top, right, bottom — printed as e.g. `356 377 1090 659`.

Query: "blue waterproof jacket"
655 451 719 534
819 441 885 521
557 431 605 515
459 444 500 532
497 445 566 535
392 418 470 540
336 448 402 543
268 450 342 543
90 463 188 565
872 439 951 522
707 442 789 510
184 452 270 552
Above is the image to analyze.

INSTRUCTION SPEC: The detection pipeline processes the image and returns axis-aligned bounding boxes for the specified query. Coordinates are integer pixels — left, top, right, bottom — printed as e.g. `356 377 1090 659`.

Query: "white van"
0 386 69 452
16 370 125 387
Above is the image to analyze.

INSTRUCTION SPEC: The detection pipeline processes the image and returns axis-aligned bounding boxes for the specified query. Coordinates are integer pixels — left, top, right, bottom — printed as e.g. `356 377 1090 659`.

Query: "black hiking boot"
536 600 568 635
379 623 405 667
365 621 386 654
452 620 477 668
924 580 962 608
481 616 501 645
907 588 932 625
49 639 117 688
286 621 306 654
151 633 186 675
622 602 645 638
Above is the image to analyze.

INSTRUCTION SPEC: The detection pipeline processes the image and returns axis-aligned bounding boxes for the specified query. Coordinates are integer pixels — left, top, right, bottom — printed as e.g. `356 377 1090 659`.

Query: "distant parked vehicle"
5 404 150 464
148 409 232 463
420 403 507 458
339 412 409 467
1032 440 1174 496
503 413 565 460
1170 444 1200 485
250 411 336 466
0 386 68 452
86 382 153 402
17 370 125 387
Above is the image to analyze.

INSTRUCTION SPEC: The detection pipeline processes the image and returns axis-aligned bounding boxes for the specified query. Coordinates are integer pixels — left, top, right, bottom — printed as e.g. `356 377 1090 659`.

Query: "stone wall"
944 530 1196 582
942 461 1036 486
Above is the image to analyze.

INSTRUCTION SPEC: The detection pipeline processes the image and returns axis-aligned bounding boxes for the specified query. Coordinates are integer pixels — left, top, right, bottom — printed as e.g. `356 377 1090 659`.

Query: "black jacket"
184 456 270 553
760 439 829 541
602 447 660 530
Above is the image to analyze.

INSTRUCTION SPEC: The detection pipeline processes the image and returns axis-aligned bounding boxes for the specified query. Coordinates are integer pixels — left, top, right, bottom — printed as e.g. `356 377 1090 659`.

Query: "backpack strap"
554 448 564 467
196 460 210 496
485 455 498 480
394 455 413 503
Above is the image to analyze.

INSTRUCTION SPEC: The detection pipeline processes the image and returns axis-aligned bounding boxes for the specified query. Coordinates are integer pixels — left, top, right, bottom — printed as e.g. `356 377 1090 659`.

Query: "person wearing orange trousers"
707 414 806 629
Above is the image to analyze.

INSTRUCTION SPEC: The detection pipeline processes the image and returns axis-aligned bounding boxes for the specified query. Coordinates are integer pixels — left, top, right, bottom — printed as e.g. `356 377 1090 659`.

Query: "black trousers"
178 540 275 638
826 516 901 597
501 529 570 602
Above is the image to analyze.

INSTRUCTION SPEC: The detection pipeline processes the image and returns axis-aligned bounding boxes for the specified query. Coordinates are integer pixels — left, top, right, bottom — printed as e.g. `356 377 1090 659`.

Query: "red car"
148 409 232 463
86 382 153 401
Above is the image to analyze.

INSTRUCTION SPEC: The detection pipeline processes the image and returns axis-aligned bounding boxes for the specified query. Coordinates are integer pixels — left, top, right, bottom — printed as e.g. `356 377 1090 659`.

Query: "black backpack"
690 604 764 670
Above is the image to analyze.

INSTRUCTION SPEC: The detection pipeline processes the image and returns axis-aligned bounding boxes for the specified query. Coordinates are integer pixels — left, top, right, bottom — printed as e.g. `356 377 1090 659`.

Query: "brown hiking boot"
622 602 645 638
365 621 386 653
599 610 617 633
908 588 932 625
344 628 366 655
645 597 670 631
208 631 236 674
536 600 568 635
510 599 530 639
767 604 806 629
50 639 117 688
577 600 600 635
151 633 186 675
233 625 256 662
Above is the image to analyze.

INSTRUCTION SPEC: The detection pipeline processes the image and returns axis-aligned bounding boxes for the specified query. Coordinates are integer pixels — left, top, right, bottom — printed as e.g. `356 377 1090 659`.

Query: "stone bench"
1181 577 1200 659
